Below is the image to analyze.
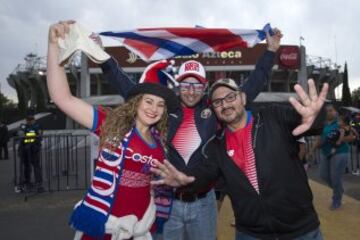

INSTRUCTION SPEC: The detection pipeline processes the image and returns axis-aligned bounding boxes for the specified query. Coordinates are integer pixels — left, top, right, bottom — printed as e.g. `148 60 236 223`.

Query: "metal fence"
12 133 92 195
305 136 360 174
11 133 360 200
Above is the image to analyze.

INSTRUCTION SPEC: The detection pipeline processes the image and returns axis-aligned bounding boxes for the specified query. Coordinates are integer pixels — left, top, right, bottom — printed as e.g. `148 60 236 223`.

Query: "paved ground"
307 163 360 200
217 180 360 240
0 156 359 240
0 191 81 240
0 156 81 239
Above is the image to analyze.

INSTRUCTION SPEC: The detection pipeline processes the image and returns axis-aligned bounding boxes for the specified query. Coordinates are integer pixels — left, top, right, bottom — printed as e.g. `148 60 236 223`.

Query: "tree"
0 91 16 108
352 87 360 108
0 91 16 122
342 62 352 106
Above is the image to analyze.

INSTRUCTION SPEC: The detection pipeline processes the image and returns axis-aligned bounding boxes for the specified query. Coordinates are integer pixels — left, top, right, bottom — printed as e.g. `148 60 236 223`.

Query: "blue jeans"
162 189 217 240
319 153 348 205
235 227 323 240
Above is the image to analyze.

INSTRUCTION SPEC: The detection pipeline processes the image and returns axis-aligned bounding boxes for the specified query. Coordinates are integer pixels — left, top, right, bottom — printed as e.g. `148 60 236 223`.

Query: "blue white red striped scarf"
99 24 272 62
69 128 173 238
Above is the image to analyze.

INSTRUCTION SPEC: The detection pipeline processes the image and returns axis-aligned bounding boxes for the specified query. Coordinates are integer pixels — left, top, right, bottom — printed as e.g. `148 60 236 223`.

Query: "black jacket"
101 51 275 171
185 105 325 240
0 124 9 145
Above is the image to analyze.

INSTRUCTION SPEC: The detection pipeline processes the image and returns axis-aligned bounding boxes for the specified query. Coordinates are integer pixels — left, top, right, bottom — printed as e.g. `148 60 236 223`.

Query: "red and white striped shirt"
172 107 201 165
225 113 259 193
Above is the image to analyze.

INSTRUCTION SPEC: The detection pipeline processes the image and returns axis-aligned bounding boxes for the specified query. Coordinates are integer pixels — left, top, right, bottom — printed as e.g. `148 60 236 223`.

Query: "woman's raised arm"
47 20 93 129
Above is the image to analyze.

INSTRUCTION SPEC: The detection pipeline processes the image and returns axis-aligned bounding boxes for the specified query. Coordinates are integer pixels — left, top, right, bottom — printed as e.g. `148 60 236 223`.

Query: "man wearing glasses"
151 78 328 240
99 30 282 240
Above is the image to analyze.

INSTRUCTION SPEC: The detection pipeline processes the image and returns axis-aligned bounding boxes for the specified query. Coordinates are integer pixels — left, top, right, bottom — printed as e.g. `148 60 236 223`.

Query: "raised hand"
48 20 76 44
47 20 94 130
150 160 195 187
266 28 283 52
289 79 329 136
89 33 104 49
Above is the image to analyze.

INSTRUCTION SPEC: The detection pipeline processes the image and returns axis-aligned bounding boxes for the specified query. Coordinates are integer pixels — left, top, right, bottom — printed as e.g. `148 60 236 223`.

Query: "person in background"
338 115 358 144
298 137 309 171
18 109 43 192
350 113 360 175
350 112 360 137
313 106 357 210
0 120 9 160
338 114 358 174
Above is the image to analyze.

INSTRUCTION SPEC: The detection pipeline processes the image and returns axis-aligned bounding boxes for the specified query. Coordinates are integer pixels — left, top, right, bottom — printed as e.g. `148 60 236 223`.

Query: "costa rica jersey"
82 106 166 240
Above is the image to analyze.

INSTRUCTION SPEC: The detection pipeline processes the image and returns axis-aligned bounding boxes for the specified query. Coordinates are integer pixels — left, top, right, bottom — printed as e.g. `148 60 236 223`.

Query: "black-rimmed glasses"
211 92 238 108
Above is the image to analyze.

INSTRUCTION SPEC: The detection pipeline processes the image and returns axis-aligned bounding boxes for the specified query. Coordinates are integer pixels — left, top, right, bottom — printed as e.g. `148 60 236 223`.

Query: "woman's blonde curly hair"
99 94 169 151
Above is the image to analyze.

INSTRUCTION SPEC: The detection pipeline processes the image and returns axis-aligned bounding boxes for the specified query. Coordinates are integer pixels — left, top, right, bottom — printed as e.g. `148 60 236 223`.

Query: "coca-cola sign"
279 46 300 69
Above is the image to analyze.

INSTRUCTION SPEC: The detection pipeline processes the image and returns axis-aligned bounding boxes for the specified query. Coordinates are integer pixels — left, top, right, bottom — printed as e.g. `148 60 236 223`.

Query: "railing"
12 133 91 196
305 136 360 174
11 133 359 201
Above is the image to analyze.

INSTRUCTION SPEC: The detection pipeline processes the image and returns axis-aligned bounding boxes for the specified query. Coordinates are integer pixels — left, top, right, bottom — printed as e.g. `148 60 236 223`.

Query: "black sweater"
185 105 325 240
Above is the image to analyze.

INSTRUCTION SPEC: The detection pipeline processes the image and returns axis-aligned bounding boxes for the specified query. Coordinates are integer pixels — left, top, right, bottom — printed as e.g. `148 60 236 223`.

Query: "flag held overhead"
99 24 273 62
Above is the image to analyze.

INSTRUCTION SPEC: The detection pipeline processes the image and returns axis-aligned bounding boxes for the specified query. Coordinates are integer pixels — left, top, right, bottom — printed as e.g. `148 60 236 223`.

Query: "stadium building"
7 44 343 128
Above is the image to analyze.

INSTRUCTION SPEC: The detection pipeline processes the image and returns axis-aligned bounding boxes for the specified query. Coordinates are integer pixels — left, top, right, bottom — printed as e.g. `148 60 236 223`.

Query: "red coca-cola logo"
279 47 299 69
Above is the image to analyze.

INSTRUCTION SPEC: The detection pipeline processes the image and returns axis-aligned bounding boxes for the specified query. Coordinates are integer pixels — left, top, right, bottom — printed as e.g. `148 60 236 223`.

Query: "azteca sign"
278 46 300 69
126 50 242 63
90 44 300 68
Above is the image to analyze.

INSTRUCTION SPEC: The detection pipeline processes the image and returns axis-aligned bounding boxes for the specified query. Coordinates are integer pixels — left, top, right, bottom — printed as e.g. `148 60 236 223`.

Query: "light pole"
298 36 308 92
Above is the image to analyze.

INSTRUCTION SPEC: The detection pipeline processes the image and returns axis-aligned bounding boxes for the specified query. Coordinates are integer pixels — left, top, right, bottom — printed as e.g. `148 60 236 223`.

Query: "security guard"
19 109 43 192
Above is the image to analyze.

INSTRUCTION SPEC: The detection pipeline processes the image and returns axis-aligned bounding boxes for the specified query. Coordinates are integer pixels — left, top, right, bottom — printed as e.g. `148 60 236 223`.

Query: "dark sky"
1 0 359 100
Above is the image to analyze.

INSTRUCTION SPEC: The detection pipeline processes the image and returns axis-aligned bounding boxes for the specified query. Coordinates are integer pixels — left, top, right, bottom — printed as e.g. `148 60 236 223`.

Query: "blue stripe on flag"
100 31 196 56
257 23 274 40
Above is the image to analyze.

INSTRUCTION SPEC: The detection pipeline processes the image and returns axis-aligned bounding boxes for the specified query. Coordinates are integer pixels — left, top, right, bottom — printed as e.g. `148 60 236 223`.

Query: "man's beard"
219 107 244 126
